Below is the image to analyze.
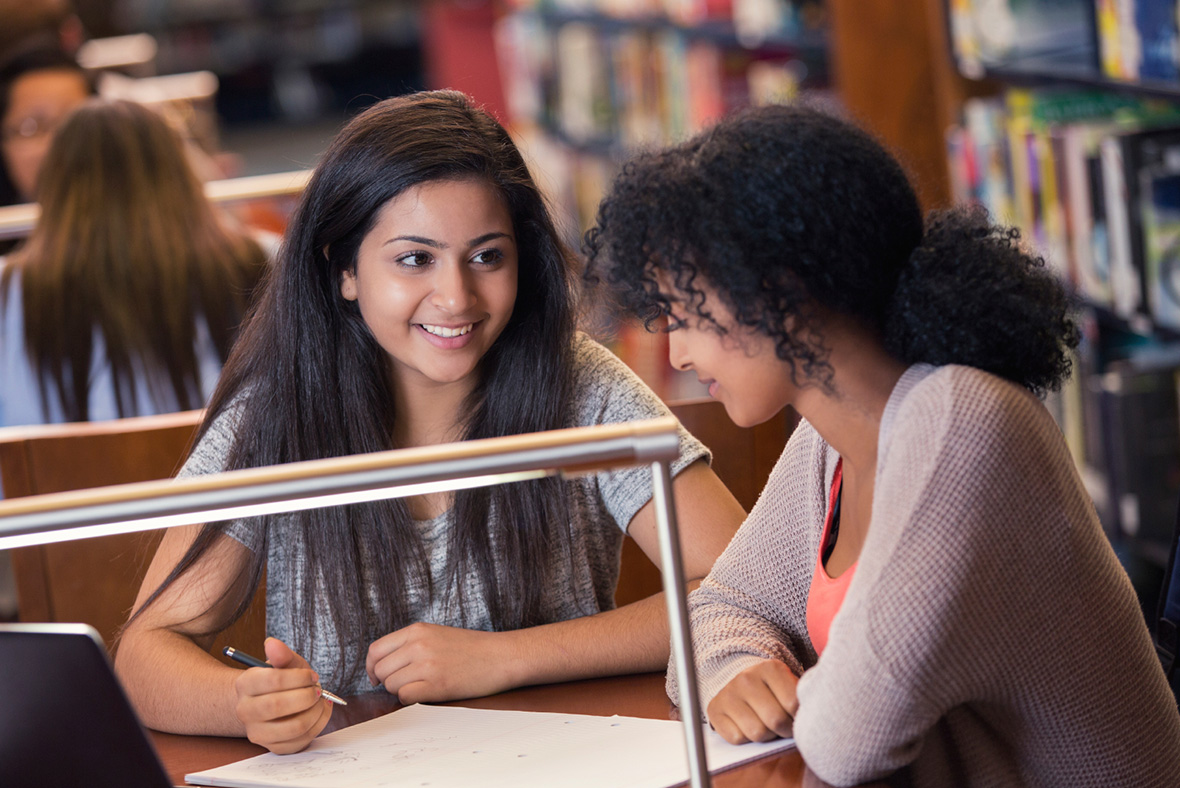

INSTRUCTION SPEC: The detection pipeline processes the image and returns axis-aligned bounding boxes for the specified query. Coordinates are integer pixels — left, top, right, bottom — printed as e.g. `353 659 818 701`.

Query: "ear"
340 269 358 301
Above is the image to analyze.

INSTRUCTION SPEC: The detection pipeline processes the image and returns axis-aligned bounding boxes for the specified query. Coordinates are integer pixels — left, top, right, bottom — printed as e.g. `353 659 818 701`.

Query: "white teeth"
420 323 473 338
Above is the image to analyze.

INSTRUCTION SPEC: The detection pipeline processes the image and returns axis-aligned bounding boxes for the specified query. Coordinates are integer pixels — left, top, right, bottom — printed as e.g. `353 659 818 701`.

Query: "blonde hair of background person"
0 97 267 426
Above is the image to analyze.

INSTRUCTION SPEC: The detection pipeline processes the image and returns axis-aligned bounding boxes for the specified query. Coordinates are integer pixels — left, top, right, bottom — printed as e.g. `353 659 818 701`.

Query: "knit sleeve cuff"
666 652 778 722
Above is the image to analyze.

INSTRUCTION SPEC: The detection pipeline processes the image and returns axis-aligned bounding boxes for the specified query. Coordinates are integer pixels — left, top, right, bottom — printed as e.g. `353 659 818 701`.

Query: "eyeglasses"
1 114 63 144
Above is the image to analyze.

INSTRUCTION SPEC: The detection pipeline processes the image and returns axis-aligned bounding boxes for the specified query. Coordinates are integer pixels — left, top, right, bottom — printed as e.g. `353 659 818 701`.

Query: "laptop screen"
0 623 172 788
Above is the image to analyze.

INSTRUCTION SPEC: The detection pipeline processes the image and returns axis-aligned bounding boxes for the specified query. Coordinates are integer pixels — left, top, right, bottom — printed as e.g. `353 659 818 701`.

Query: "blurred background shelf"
943 0 1180 621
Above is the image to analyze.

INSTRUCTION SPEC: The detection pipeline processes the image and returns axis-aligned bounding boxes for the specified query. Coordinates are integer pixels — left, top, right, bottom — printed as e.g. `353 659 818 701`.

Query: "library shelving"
444 0 974 404
488 0 830 400
494 0 829 234
945 0 1180 619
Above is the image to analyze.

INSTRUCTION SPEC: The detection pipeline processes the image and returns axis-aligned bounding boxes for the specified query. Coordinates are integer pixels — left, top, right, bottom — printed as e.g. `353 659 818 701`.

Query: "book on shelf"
1100 131 1143 317
1135 129 1180 331
955 98 1017 224
1060 121 1117 305
1096 0 1139 81
1097 354 1180 552
1133 0 1180 83
949 0 1100 79
1101 126 1180 322
555 22 616 145
947 0 1180 87
494 12 551 130
1098 0 1180 84
949 89 1180 328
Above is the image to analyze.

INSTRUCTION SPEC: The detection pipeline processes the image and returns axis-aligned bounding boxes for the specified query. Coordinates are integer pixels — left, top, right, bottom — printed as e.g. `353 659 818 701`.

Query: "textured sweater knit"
669 364 1180 787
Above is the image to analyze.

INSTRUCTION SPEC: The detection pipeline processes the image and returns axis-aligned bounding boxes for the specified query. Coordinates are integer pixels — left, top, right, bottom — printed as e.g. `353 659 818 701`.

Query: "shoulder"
568 332 664 423
876 364 1081 539
566 331 711 469
885 364 1053 456
0 261 25 355
177 391 251 478
570 332 631 381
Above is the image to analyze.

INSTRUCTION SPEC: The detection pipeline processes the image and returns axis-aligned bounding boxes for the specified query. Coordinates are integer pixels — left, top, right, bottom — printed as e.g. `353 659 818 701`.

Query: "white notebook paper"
185 704 795 788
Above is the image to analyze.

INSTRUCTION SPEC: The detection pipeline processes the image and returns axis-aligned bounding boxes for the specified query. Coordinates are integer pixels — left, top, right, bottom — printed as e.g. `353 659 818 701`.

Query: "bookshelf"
493 1 829 234
453 0 978 402
487 1 830 400
947 0 1180 93
944 0 1180 619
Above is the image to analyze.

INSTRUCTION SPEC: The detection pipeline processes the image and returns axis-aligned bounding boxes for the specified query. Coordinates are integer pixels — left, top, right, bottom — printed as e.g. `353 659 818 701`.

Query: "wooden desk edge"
150 672 889 788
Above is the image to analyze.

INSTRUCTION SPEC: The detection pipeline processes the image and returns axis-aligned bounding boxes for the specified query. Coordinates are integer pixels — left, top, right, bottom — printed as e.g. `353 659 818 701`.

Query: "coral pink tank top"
806 458 857 657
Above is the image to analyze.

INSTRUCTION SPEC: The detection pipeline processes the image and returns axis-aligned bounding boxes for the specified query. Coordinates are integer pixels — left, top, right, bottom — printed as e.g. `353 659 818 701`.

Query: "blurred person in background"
0 96 268 428
0 42 94 209
0 98 269 617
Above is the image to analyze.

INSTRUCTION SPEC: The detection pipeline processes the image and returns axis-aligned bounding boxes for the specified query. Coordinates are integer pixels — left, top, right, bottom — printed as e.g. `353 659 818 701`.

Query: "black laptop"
0 623 172 788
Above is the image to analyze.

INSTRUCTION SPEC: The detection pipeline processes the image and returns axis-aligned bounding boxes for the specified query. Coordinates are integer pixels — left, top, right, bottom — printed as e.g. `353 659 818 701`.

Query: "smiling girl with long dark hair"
116 90 743 754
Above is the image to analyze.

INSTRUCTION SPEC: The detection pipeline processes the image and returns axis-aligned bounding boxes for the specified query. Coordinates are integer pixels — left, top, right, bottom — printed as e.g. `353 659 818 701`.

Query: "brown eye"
472 249 504 267
396 252 432 268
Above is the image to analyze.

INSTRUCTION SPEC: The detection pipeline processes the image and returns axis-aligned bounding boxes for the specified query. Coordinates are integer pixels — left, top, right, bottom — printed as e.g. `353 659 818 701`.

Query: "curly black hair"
583 103 1078 396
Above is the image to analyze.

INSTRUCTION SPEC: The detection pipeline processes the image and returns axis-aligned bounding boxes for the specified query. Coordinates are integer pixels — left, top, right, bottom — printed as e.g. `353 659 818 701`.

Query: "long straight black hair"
133 91 578 683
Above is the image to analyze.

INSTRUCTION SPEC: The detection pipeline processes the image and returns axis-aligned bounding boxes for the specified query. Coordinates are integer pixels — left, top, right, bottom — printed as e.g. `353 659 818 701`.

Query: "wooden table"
150 672 886 788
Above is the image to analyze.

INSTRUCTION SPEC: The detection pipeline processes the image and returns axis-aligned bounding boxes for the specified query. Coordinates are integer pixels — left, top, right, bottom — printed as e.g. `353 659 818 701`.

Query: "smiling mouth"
418 322 476 338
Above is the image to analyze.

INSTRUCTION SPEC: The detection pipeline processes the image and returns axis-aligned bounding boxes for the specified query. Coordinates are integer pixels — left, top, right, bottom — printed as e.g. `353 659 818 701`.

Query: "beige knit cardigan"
669 364 1180 787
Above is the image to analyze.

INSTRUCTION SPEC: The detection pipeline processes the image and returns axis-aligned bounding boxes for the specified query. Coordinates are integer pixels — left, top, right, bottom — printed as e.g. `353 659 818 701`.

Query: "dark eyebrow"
470 232 513 246
384 235 445 249
382 231 513 249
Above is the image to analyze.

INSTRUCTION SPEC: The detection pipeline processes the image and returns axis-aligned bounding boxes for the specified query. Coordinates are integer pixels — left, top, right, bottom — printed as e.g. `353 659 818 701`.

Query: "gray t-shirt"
178 334 708 694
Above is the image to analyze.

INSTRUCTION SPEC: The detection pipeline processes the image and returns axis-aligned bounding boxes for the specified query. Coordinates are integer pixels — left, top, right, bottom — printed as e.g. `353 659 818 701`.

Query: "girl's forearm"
498 588 692 689
114 626 246 736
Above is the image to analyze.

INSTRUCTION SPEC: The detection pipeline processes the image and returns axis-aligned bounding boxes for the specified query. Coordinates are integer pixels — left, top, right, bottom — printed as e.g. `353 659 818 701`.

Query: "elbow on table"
793 706 915 788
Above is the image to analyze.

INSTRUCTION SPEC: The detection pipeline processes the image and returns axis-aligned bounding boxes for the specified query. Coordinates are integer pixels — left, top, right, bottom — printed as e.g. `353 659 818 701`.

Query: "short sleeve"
175 396 264 553
570 334 710 532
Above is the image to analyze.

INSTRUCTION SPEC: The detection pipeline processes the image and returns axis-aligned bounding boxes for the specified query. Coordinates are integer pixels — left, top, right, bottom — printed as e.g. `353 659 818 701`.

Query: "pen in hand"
223 646 349 706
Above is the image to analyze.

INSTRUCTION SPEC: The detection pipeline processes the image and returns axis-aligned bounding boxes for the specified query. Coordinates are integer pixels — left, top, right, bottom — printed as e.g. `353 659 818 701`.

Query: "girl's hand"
233 637 333 754
707 660 799 744
366 623 518 703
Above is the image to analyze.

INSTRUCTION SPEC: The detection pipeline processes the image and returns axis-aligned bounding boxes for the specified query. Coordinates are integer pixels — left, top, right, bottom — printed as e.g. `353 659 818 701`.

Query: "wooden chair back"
0 411 263 656
614 399 797 606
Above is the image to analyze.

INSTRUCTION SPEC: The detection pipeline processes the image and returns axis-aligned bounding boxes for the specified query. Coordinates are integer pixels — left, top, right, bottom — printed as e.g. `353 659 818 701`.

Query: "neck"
791 318 908 478
391 372 477 448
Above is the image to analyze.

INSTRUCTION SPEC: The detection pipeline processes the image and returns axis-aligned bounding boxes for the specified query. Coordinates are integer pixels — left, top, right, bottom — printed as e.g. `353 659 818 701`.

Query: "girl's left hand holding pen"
229 636 335 755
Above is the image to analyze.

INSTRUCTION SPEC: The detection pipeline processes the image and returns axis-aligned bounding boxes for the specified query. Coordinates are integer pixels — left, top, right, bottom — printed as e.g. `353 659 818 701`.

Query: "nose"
431 261 477 315
667 328 691 372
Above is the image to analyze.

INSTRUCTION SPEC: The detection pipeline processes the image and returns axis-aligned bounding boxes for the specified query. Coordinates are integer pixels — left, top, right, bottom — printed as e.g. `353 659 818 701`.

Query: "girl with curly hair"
116 90 743 754
585 103 1180 787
